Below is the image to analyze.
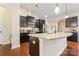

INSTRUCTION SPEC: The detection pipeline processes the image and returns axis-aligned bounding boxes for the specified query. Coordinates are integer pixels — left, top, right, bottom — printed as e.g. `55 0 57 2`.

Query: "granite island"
28 32 72 56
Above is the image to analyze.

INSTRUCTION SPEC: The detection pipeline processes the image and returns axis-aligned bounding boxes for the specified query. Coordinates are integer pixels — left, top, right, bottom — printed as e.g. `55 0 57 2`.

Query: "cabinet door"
35 20 40 28
26 16 34 22
29 37 39 56
35 19 45 33
39 20 45 33
20 16 27 27
65 16 78 27
20 33 29 43
40 20 45 24
24 17 28 27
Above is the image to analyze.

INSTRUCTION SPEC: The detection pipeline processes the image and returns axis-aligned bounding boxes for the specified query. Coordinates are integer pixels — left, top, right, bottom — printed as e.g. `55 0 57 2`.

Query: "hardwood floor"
0 42 29 56
9 42 29 56
0 41 79 56
61 41 79 56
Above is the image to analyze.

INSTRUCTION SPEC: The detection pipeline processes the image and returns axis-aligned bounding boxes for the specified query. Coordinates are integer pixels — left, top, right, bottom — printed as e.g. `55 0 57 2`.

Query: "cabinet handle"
32 41 35 45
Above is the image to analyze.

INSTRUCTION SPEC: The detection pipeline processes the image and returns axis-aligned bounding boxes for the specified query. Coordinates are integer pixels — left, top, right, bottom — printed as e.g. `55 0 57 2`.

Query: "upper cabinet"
20 16 28 27
26 16 35 27
65 16 78 27
35 19 45 33
20 16 35 27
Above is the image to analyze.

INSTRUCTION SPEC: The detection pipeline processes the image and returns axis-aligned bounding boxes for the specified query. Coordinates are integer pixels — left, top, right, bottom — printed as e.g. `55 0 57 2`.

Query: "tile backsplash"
65 27 79 33
20 27 39 33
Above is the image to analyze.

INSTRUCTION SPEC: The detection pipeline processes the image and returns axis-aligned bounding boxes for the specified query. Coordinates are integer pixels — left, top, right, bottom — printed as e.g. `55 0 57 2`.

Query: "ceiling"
20 3 79 20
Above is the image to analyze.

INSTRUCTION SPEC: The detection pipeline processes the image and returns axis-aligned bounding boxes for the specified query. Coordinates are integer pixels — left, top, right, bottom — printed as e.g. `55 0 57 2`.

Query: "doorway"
0 6 11 55
58 20 65 32
0 15 4 43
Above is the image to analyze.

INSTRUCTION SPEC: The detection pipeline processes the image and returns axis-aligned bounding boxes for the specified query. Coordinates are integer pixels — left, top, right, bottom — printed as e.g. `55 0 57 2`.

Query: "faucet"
43 24 56 34
51 25 56 33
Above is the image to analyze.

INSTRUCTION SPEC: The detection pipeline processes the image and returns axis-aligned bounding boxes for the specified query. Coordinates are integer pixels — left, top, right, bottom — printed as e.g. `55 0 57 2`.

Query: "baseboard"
11 45 20 49
56 44 67 56
0 41 10 45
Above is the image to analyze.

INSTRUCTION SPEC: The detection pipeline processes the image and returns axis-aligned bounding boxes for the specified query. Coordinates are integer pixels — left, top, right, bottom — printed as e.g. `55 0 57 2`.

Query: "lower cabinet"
20 33 29 43
29 37 39 56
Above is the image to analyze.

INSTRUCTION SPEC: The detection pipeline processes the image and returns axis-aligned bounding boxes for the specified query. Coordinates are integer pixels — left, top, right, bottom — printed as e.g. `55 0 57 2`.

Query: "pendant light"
65 3 68 18
54 3 60 14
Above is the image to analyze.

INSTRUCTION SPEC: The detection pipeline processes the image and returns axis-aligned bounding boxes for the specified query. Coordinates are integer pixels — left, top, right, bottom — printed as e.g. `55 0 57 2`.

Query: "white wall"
19 5 39 19
11 4 20 49
0 3 20 49
46 18 64 32
19 6 31 16
58 20 65 32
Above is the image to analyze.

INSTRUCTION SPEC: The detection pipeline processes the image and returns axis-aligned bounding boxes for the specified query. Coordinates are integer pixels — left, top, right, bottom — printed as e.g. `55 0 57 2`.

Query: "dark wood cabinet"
35 20 40 28
20 16 28 27
20 33 29 43
20 16 35 27
26 16 35 27
35 19 45 33
65 16 78 27
29 37 39 56
20 16 45 32
26 16 34 22
39 19 45 24
20 16 45 44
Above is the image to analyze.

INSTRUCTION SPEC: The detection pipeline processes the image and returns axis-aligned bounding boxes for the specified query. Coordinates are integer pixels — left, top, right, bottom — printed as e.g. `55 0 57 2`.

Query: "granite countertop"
28 32 72 40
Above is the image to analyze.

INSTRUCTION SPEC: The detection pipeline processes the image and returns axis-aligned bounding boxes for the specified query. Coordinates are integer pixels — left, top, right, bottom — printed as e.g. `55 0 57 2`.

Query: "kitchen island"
28 32 72 56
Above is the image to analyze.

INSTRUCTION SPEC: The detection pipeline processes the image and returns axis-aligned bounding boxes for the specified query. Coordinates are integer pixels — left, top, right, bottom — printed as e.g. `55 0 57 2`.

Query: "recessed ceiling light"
44 14 47 17
65 15 68 18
